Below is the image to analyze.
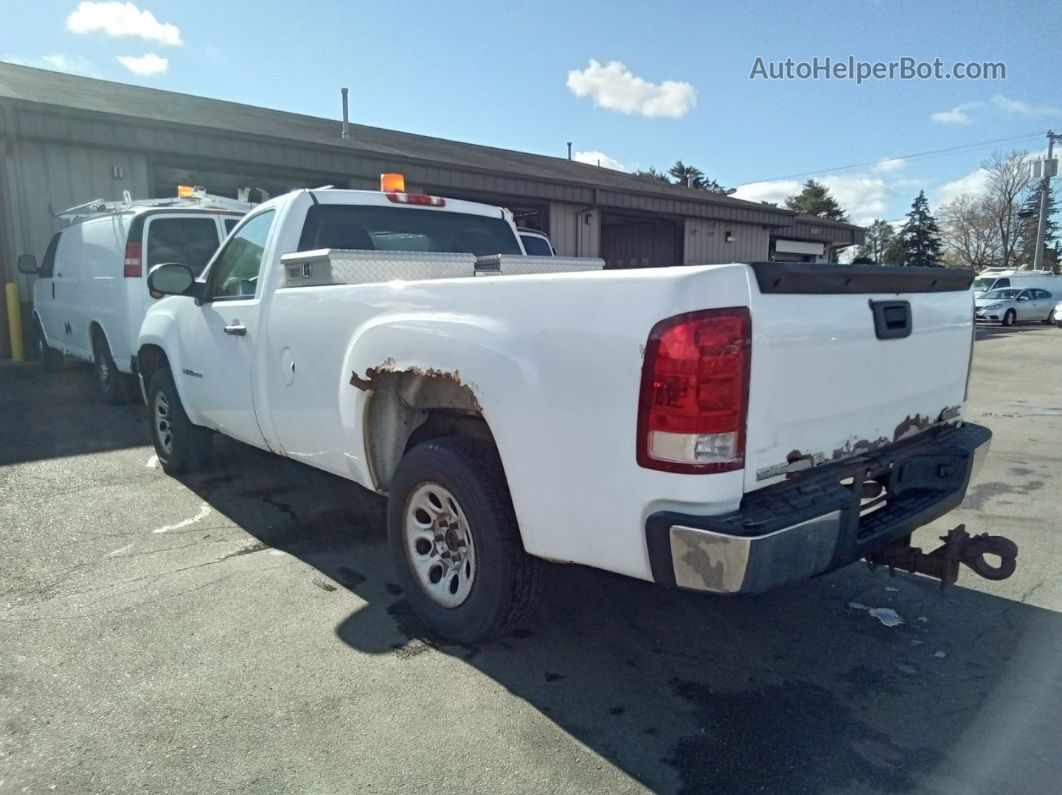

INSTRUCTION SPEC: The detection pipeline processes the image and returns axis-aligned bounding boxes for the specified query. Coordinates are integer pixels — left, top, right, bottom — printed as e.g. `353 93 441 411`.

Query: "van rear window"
147 218 221 276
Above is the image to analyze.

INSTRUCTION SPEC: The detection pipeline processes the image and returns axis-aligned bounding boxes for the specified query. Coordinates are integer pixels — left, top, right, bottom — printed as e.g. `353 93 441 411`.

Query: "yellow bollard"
5 282 25 362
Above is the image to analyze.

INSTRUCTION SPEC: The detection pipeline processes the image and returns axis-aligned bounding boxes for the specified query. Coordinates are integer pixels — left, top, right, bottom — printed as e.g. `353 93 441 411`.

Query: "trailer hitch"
866 524 1018 590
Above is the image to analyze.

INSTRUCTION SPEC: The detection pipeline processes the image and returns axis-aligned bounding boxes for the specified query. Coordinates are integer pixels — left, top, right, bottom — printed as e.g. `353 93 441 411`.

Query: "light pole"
1032 130 1061 271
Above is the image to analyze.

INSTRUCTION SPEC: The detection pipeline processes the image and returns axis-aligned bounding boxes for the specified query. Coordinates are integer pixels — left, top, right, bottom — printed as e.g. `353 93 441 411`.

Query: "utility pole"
1032 130 1061 271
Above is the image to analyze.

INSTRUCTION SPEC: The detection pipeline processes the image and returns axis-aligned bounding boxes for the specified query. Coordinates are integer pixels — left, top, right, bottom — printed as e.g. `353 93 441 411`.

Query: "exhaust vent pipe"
341 88 350 139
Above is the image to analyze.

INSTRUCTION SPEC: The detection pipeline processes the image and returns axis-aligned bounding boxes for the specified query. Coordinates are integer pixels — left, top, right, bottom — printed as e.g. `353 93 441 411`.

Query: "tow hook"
866 524 1019 590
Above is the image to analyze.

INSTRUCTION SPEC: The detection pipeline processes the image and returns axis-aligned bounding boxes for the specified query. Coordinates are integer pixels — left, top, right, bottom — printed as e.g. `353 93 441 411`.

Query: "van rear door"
127 214 232 368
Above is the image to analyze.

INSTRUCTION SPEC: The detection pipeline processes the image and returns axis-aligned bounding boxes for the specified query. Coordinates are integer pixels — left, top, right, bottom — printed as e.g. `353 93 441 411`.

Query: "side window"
146 218 224 277
1018 290 1032 301
224 218 239 234
39 232 61 278
1039 289 1052 300
206 211 275 300
996 278 1010 288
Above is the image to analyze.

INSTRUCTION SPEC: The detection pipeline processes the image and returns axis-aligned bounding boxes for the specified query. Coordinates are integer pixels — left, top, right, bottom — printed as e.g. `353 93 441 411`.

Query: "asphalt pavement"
2 323 1061 794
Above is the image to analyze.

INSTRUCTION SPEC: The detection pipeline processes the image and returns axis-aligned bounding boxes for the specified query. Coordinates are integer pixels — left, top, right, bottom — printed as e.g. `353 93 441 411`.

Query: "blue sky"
2 0 1060 224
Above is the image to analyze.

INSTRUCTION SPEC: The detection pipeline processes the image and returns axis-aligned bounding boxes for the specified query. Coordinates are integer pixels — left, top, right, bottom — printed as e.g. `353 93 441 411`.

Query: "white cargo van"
971 269 1060 297
19 198 247 403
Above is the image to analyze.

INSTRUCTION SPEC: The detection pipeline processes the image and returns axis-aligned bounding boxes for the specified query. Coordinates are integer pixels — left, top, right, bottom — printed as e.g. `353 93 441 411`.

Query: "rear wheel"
147 368 212 475
93 335 129 405
34 318 60 372
1002 309 1016 327
1044 309 1055 325
387 436 539 644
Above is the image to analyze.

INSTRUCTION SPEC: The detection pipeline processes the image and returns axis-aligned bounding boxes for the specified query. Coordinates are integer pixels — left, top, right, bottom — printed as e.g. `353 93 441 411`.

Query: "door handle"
223 322 247 336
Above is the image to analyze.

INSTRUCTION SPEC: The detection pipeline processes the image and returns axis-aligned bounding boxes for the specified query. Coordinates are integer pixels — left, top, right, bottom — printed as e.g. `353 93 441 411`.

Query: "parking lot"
2 323 1061 794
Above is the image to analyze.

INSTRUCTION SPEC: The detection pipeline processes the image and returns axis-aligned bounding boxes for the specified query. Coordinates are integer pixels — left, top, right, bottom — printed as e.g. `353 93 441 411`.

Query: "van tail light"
637 307 751 474
123 240 142 277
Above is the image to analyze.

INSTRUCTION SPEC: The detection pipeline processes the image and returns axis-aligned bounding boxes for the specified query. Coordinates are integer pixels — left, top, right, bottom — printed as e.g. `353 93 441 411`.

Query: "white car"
974 287 1056 326
19 193 246 403
138 182 995 642
1053 300 1062 328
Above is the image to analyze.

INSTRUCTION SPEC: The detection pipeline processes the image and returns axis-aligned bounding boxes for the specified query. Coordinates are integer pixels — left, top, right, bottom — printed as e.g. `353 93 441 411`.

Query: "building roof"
0 63 863 241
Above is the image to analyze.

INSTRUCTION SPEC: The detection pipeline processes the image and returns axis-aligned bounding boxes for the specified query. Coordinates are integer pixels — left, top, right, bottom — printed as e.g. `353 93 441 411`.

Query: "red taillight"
123 240 142 277
637 307 751 474
385 191 446 207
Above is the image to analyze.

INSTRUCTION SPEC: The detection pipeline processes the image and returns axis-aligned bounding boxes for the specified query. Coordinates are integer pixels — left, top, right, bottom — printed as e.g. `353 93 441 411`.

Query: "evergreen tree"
1018 180 1059 265
897 190 944 266
632 167 672 183
783 179 849 222
853 219 896 263
666 161 729 193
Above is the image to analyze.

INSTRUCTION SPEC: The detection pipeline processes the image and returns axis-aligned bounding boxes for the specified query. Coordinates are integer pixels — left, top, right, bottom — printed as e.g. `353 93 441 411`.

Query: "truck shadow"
180 436 1062 795
0 363 148 466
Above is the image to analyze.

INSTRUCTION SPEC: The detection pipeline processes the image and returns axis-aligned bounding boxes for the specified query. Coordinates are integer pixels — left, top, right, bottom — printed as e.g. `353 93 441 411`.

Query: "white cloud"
731 179 801 208
734 173 892 226
872 157 906 174
566 59 695 119
41 54 93 74
935 168 990 205
931 101 983 124
117 52 167 75
572 150 627 171
67 2 182 46
991 95 1062 118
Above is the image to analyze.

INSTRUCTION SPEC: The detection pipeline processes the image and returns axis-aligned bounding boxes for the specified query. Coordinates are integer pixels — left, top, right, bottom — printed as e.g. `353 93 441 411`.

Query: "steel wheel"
153 391 174 456
403 482 476 608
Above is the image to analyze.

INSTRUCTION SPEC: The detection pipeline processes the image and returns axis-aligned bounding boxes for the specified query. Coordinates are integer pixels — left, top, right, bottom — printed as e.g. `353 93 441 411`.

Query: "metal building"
0 63 863 356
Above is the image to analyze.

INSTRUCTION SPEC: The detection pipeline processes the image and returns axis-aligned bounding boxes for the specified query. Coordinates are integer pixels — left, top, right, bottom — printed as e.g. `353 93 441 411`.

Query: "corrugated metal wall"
1 140 149 293
682 218 769 264
548 202 600 257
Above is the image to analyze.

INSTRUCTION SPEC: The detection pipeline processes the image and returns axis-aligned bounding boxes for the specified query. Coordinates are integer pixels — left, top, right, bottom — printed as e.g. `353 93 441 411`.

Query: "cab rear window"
298 205 521 257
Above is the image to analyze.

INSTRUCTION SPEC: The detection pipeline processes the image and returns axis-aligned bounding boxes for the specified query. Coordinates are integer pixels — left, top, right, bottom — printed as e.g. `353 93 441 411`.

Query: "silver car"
974 287 1056 326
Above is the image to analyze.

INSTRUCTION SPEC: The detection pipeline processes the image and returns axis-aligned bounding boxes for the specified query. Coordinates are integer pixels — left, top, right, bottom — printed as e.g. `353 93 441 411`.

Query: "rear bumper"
645 422 991 594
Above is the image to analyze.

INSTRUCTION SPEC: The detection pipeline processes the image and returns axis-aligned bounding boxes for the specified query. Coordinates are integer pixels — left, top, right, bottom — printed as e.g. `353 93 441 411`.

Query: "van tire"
1002 309 1016 327
387 436 539 644
147 368 213 475
93 336 128 405
34 319 60 373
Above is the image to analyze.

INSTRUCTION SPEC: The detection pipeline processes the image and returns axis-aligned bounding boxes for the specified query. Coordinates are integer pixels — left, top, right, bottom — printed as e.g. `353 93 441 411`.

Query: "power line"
741 132 1045 184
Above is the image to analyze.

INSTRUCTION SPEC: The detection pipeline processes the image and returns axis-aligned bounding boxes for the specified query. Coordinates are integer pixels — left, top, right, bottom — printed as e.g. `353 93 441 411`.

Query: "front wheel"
1002 309 1016 327
387 436 539 644
147 368 212 475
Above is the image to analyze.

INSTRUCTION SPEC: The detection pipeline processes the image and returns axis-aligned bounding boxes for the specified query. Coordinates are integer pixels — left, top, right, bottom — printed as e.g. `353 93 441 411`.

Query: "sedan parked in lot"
975 288 1056 326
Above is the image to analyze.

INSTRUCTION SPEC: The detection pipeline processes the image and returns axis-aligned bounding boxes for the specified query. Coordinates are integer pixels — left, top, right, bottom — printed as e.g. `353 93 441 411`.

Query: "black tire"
1044 310 1055 325
93 335 128 405
146 368 213 475
1002 309 1016 327
387 436 539 644
34 318 60 373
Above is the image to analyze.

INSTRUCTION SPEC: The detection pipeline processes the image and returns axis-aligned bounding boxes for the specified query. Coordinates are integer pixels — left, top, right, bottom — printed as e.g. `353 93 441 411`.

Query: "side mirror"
17 254 38 274
147 263 196 296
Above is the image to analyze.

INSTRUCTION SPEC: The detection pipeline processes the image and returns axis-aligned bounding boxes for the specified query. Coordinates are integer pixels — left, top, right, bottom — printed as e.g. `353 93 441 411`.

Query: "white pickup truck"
138 184 1010 643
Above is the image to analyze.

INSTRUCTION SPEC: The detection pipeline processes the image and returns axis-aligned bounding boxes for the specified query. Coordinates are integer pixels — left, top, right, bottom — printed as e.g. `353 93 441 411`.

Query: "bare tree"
938 195 1002 270
982 150 1033 269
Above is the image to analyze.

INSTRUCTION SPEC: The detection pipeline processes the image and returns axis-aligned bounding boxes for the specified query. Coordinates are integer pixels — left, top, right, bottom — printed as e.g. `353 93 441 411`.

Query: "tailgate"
743 262 975 492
